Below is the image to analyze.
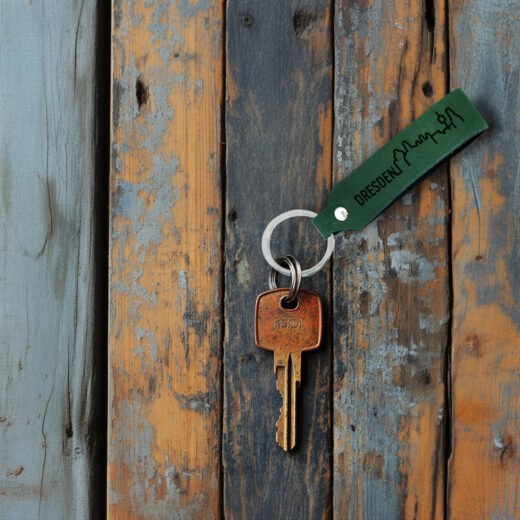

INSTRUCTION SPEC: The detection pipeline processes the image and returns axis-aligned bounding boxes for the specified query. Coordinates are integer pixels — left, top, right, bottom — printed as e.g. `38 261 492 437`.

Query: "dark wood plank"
109 1 224 517
223 1 333 518
332 1 449 518
0 1 107 518
448 2 520 517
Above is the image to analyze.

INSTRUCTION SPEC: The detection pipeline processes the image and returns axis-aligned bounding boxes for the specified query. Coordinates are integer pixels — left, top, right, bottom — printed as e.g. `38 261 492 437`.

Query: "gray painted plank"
0 1 106 518
224 1 333 518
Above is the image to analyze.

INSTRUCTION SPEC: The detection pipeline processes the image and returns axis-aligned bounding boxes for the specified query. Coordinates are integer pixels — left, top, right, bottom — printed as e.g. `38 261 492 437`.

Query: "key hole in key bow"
279 296 300 311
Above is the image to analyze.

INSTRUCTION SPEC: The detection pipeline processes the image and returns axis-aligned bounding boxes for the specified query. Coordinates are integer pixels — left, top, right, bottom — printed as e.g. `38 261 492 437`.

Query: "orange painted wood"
448 2 520 518
109 1 224 517
332 1 449 517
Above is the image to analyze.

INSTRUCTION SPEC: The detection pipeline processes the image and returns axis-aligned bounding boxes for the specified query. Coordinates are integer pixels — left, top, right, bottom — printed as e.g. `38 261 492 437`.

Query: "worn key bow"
254 256 323 451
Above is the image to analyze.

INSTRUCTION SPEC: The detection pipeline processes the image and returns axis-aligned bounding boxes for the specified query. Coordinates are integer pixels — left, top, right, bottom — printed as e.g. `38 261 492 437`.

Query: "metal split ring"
261 209 335 277
268 255 302 303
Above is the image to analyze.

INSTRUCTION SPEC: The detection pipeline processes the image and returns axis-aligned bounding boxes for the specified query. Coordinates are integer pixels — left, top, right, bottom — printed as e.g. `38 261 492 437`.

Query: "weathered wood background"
1 0 519 518
0 1 108 519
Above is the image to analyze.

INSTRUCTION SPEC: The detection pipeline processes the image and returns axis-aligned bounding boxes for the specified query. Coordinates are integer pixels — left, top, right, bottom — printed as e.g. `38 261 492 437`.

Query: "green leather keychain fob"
313 89 488 238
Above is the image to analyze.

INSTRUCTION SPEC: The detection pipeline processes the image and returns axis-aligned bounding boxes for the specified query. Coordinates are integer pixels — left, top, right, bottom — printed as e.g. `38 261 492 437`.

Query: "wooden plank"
223 1 333 517
448 2 520 518
109 1 224 517
0 1 106 518
332 1 449 518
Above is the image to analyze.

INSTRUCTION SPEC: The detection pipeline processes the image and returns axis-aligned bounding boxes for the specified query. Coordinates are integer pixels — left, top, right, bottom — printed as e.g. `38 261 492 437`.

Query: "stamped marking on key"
273 318 302 329
255 288 323 451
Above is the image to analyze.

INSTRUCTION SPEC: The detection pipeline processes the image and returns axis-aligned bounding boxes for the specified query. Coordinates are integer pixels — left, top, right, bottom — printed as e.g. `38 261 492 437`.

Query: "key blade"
275 360 297 451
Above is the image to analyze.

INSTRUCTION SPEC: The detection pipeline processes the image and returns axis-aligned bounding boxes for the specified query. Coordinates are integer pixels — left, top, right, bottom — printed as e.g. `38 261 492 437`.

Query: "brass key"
255 288 323 451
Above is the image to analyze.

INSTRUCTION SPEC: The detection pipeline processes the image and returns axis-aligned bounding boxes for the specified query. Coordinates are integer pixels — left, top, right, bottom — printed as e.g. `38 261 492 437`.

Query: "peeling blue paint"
112 154 181 253
179 0 211 19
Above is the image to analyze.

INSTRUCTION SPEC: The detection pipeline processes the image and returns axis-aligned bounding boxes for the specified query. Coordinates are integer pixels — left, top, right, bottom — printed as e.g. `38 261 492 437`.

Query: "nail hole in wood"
422 81 433 97
228 208 238 222
136 75 149 110
241 14 254 27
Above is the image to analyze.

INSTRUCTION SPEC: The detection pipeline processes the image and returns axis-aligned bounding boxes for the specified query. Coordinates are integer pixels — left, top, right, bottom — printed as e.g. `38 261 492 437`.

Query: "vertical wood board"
332 1 449 518
109 1 224 518
448 1 520 518
223 1 333 518
0 1 104 518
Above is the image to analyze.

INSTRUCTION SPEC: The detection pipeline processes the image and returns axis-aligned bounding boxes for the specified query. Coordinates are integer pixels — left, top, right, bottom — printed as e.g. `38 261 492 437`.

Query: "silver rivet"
334 207 348 221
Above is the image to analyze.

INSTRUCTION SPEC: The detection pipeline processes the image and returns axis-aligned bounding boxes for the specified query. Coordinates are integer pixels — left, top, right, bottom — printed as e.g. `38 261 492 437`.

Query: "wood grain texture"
223 1 333 517
332 1 449 518
0 1 105 518
109 1 224 518
448 2 520 518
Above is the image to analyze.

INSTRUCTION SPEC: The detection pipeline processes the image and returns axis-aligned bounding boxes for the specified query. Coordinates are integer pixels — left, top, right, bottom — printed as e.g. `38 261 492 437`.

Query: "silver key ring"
261 209 335 277
268 255 302 303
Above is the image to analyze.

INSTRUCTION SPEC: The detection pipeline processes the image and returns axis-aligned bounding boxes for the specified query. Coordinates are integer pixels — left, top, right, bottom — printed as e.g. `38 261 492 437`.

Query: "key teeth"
276 407 294 452
276 409 285 451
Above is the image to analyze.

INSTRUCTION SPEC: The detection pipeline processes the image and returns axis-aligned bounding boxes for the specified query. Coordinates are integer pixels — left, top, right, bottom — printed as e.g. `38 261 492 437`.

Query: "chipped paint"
174 391 213 416
389 249 438 285
235 255 251 286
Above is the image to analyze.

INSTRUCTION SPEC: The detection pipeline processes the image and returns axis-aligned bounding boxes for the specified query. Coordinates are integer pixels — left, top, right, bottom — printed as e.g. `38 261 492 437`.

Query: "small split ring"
268 255 302 303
